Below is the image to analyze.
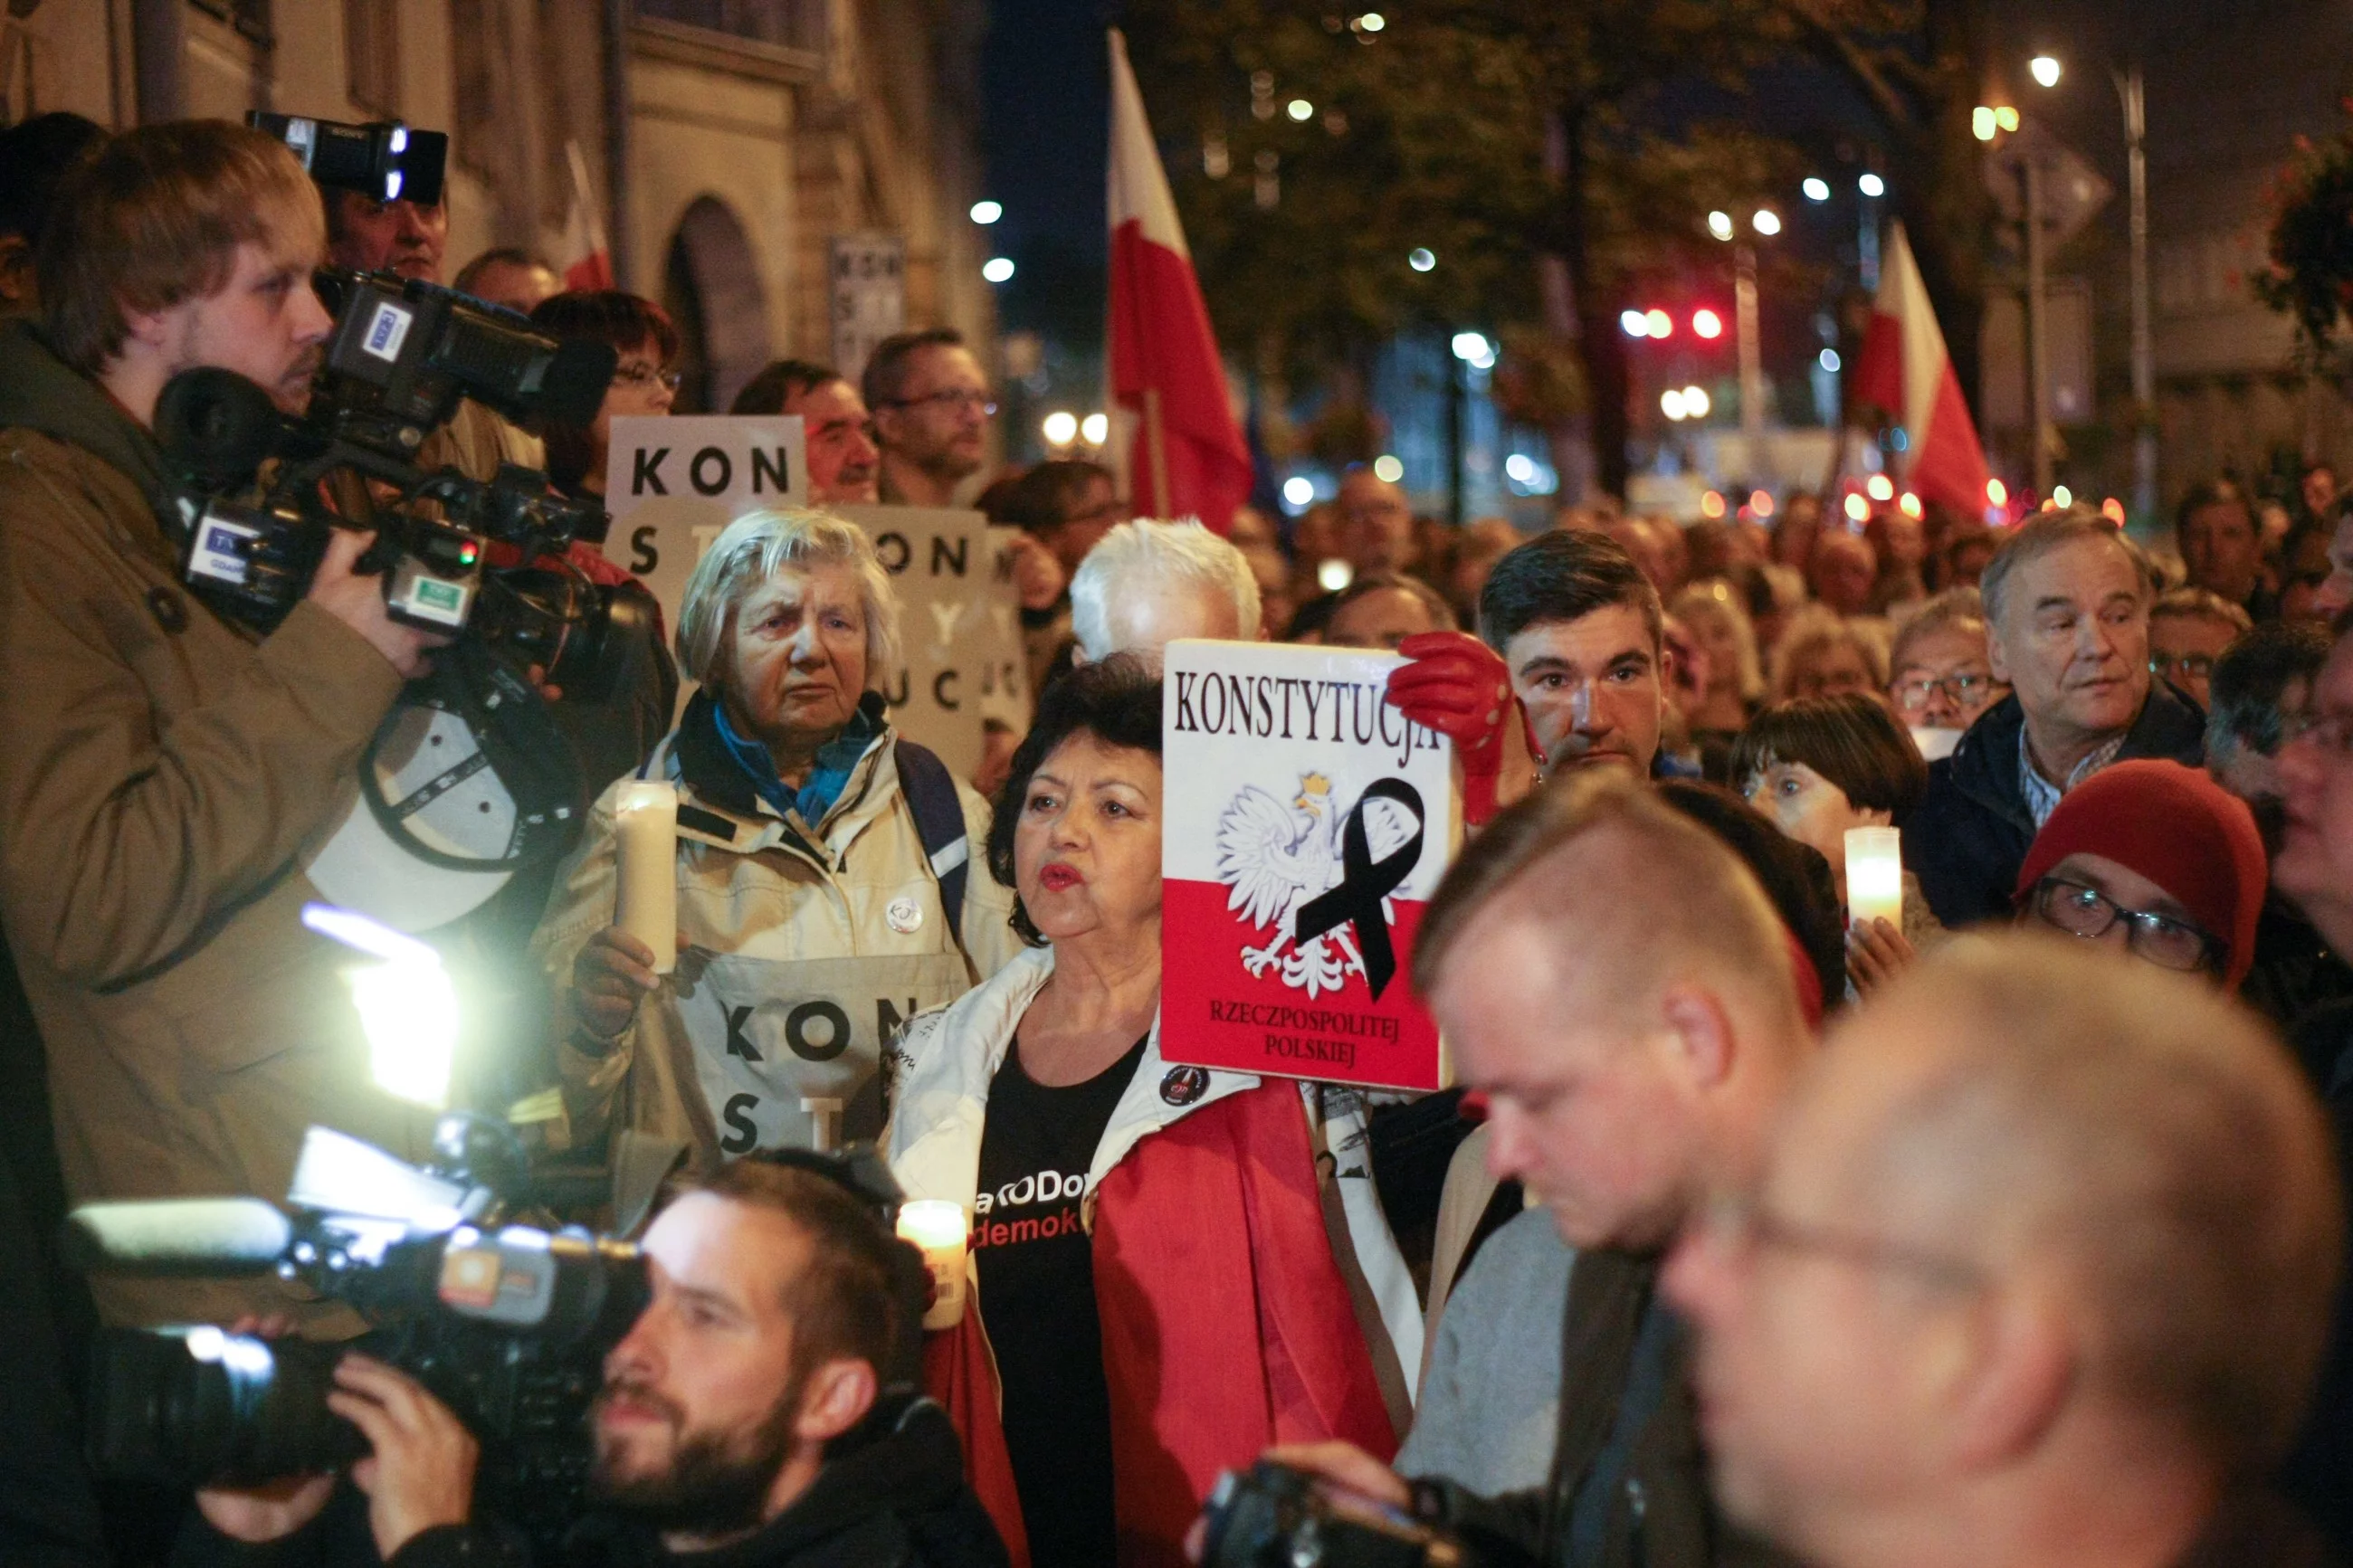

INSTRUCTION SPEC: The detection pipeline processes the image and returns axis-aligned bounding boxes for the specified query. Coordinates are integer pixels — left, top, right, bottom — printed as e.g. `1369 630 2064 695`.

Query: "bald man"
1243 773 1812 1568
1666 936 2341 1568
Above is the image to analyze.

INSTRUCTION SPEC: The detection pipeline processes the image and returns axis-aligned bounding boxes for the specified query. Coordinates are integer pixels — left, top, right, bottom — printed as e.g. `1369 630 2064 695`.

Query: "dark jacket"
171 1395 1008 1568
1428 1250 1796 1568
1908 684 2206 929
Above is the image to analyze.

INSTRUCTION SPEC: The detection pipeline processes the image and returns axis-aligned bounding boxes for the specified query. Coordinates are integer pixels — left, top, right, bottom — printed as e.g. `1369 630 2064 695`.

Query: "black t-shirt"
973 1031 1148 1568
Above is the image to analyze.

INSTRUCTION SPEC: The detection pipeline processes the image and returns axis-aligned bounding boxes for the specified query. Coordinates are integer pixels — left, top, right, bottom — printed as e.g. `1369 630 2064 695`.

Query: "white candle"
614 781 678 974
896 1200 969 1330
1845 825 1904 931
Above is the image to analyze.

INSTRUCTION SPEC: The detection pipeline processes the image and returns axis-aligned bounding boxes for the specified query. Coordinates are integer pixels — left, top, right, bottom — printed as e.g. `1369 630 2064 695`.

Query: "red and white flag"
559 139 615 292
1849 221 1993 517
1107 29 1253 533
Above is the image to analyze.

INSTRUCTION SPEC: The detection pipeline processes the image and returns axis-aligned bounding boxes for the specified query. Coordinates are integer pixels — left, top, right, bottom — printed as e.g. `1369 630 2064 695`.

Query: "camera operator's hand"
307 527 451 679
327 1354 477 1563
573 925 665 1041
195 1316 337 1545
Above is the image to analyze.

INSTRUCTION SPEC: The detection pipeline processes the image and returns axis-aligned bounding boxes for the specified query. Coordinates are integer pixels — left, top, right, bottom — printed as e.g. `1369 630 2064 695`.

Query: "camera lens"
87 1327 364 1484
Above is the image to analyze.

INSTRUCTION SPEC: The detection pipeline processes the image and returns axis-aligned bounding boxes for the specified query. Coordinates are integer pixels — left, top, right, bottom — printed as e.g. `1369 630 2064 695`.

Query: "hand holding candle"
896 1200 969 1330
1844 825 1904 932
614 781 678 974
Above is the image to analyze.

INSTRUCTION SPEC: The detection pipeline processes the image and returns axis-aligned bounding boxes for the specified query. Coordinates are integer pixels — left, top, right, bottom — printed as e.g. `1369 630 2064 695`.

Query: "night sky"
978 0 1119 353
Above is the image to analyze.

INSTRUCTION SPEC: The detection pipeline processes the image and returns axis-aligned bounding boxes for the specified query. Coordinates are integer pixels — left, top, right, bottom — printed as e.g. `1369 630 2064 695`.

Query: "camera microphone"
62 1198 295 1278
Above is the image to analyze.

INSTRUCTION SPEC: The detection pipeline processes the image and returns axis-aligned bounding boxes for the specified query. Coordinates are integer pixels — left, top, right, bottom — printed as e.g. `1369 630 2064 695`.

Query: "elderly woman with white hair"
531 508 1023 1187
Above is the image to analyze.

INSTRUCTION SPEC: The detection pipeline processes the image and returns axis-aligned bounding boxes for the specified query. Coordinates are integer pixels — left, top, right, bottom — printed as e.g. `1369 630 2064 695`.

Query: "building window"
344 0 399 116
635 0 822 51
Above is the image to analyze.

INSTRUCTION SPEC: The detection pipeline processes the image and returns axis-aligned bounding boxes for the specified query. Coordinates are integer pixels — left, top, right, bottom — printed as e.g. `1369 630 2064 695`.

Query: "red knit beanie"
2013 759 2268 988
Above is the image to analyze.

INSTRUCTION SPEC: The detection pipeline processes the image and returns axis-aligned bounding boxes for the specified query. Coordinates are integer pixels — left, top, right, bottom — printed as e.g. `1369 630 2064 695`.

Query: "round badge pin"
886 896 924 934
1159 1066 1209 1107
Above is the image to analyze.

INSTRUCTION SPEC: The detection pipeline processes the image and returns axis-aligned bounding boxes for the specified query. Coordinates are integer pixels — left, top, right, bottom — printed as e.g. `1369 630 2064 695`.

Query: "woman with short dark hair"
529 290 681 497
887 659 1398 1568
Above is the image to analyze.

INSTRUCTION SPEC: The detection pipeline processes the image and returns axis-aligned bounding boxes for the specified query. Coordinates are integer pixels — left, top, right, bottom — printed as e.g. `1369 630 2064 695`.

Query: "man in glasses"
1663 936 2339 1568
1885 588 2005 759
2147 586 2252 710
1221 772 1815 1567
862 328 996 507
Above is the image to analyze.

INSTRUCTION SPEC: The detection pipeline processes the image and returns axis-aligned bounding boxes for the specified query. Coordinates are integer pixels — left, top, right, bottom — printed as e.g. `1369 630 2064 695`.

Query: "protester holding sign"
531 508 1024 1199
887 660 1399 1568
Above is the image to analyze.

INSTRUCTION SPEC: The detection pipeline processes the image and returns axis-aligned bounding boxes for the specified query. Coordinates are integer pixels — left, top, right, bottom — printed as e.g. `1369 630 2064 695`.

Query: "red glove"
1385 631 1539 825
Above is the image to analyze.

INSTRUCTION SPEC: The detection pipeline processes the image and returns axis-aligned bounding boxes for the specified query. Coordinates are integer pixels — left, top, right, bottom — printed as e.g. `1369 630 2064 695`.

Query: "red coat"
924 1078 1398 1568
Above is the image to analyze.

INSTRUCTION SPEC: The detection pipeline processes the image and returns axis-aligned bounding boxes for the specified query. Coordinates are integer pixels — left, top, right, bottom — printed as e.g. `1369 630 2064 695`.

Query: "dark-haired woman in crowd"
1731 692 1940 994
886 659 1398 1568
529 289 681 499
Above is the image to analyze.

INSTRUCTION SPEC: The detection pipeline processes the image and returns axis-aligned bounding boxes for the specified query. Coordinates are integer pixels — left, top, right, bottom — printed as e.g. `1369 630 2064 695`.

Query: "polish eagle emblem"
1215 773 1417 998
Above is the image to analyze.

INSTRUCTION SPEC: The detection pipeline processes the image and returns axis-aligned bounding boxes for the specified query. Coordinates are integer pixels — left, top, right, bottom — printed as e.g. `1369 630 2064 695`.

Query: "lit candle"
1844 825 1904 931
614 781 678 974
896 1200 969 1330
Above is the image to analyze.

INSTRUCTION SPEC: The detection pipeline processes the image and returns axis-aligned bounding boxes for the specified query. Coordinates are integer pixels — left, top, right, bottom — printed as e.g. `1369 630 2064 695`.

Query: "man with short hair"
0 121 443 1326
451 246 561 314
1478 529 1669 775
1337 468 1419 578
1325 572 1455 650
186 1160 1009 1565
2177 476 2275 619
730 358 882 505
1067 518 1260 669
863 328 993 507
1243 773 1814 1567
1806 528 1877 618
1909 509 2204 927
1664 936 2341 1568
2148 585 2252 709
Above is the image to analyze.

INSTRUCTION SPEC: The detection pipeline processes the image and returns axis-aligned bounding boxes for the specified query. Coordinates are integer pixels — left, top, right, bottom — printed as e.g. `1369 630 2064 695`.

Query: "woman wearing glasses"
528 290 683 499
2010 758 2267 990
1886 587 2006 759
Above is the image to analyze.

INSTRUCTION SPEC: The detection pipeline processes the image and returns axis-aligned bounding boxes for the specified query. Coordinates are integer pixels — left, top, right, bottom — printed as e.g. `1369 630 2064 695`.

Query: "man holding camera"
0 120 447 1328
183 1161 1008 1567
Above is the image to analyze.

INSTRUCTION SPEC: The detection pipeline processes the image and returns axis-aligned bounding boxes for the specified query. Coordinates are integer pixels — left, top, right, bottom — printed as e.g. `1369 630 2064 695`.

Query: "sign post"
1158 641 1460 1091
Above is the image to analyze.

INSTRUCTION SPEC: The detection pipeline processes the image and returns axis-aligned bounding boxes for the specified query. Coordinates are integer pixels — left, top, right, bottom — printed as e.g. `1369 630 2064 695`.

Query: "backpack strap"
894 737 970 941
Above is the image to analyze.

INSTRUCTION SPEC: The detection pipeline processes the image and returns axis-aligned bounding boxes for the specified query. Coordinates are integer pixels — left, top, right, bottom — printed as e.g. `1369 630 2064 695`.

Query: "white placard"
599 414 811 633
829 233 907 387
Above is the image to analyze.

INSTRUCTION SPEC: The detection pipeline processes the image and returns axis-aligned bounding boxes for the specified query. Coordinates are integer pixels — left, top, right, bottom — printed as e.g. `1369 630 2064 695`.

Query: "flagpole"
1142 386 1173 518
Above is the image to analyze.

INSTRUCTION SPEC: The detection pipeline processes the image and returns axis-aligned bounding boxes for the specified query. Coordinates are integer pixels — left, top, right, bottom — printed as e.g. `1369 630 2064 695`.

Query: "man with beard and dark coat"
176 1161 1007 1568
1910 509 2205 927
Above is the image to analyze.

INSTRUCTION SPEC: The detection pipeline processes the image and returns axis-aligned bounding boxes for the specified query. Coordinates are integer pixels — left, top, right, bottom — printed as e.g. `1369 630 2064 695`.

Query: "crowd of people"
7 109 2353 1568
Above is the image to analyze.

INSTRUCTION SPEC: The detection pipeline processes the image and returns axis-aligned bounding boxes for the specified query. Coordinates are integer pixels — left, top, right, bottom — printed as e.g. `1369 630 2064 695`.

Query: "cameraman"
0 120 444 1327
183 1161 1009 1567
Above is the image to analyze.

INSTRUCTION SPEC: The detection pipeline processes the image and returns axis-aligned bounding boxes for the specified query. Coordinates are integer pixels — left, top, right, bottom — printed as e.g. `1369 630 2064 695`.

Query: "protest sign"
599 413 810 632
1159 640 1460 1091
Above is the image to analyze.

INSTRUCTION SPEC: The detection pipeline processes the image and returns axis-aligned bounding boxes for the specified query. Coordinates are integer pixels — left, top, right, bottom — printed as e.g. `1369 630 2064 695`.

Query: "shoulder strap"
894 737 971 939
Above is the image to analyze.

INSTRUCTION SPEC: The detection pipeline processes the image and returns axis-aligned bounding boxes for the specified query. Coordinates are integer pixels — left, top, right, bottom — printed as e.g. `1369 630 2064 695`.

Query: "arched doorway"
662 195 773 413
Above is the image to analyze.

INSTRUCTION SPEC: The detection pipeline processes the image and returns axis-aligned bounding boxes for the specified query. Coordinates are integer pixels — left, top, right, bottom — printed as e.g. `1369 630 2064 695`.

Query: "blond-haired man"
0 121 444 1325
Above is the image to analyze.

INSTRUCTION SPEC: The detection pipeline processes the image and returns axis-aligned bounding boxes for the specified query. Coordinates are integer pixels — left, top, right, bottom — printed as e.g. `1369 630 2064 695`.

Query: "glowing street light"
1662 388 1689 421
1858 172 1886 198
1692 309 1724 339
1843 492 1871 522
1707 210 1735 242
1643 308 1672 338
1996 105 2020 132
1042 411 1078 446
1081 412 1109 446
1621 309 1652 337
1357 11 1386 30
1803 176 1831 203
1819 347 1843 373
1973 106 1998 141
1681 385 1710 418
2030 54 2062 88
1286 99 1314 122
1281 475 1315 508
1372 453 1404 482
1865 473 1895 502
1408 247 1436 272
1752 208 1782 236
969 200 1003 224
982 256 1015 283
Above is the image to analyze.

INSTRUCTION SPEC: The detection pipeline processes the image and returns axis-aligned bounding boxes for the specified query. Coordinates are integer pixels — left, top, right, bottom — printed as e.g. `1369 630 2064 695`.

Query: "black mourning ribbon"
1294 778 1426 1001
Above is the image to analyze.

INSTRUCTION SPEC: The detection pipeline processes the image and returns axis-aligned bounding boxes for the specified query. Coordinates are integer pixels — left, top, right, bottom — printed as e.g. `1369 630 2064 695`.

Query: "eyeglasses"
2149 651 2215 682
613 363 683 392
886 388 998 417
2024 874 2223 974
1891 670 1998 712
1701 1189 1984 1292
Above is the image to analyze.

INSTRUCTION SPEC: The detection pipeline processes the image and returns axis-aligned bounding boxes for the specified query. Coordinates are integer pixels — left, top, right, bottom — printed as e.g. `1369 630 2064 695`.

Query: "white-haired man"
1069 518 1262 668
531 508 1023 1202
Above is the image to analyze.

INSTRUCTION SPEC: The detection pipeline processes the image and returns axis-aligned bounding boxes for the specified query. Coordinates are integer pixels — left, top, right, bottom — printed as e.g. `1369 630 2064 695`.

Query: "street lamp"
1710 208 1777 455
2033 52 2156 525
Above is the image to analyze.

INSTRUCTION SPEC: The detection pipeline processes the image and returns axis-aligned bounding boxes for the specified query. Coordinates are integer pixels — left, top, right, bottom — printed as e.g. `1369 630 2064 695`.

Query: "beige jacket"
532 694 1024 1176
0 350 433 1326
